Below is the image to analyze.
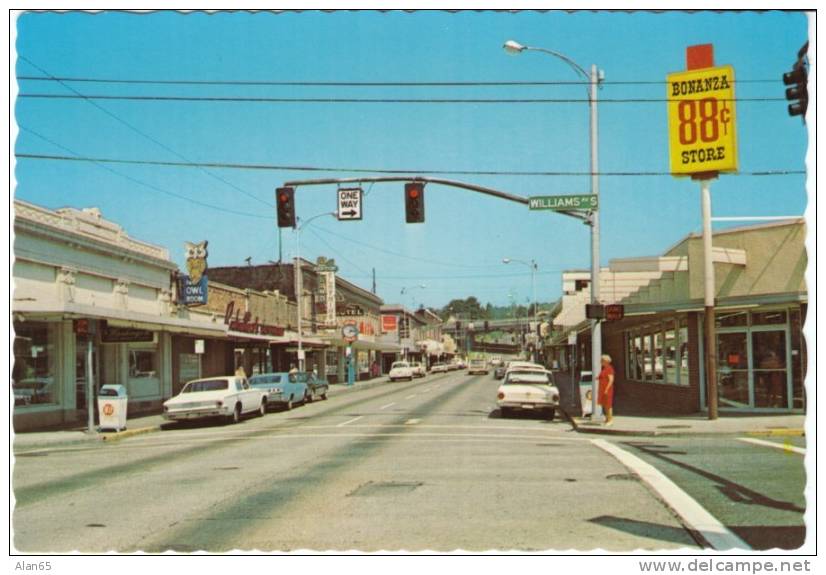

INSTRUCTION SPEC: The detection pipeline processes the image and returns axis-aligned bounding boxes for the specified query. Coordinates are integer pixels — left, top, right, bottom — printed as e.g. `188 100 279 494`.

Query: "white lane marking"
738 437 805 455
405 394 417 400
422 388 431 392
592 438 750 551
379 402 396 410
405 419 421 425
337 416 364 427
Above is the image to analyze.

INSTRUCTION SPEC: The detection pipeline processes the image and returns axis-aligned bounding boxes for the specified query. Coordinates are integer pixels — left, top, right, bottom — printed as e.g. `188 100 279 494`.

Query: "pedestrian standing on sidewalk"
598 354 615 426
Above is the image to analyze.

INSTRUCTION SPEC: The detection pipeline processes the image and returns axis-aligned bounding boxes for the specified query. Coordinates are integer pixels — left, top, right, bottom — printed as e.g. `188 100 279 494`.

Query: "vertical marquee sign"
667 64 738 175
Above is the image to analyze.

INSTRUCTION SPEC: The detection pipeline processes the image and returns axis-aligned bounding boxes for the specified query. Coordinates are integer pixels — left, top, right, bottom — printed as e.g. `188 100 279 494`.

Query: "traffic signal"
405 182 425 223
276 187 296 228
783 42 809 119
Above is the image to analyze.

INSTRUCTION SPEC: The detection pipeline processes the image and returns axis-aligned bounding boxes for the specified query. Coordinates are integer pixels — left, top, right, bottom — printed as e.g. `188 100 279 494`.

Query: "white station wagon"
163 376 268 424
497 369 560 420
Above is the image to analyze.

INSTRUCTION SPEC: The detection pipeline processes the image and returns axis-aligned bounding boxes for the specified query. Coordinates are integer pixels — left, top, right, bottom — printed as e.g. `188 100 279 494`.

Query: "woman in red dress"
598 354 615 426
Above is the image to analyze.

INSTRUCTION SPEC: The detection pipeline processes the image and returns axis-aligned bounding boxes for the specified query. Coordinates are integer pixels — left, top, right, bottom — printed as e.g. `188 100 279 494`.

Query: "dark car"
494 364 507 380
291 371 330 402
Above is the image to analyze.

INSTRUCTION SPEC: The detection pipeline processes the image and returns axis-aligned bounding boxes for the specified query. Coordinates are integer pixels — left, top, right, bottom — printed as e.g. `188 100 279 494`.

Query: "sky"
12 10 810 310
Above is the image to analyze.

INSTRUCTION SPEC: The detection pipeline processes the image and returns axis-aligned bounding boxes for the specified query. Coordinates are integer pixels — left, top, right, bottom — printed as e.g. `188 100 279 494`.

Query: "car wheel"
546 408 556 421
285 396 293 411
259 399 267 417
321 391 328 400
231 403 242 424
305 391 313 404
500 407 510 418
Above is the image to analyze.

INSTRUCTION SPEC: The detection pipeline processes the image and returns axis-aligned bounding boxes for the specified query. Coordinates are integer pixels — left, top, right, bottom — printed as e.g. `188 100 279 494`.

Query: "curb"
101 425 161 442
560 409 804 438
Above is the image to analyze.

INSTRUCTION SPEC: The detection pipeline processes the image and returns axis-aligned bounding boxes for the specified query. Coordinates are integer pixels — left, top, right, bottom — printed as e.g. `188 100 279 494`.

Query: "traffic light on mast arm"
276 187 296 228
783 41 809 119
405 182 425 223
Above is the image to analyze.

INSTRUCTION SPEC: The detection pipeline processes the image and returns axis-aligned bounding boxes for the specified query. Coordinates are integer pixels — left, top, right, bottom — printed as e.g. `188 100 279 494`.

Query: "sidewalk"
551 371 805 437
12 376 398 453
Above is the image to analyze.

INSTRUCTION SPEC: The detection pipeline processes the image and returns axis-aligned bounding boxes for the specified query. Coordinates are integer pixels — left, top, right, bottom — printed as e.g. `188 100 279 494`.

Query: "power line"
19 126 272 221
17 55 272 208
18 93 786 104
303 225 370 276
14 153 806 178
16 75 781 87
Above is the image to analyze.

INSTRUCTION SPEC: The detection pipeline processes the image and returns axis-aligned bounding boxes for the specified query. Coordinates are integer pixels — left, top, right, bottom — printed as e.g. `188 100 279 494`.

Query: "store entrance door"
715 327 791 410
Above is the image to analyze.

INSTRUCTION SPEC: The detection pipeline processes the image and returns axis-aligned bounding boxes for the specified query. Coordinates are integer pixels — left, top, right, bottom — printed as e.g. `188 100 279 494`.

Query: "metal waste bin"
578 371 595 417
98 384 128 431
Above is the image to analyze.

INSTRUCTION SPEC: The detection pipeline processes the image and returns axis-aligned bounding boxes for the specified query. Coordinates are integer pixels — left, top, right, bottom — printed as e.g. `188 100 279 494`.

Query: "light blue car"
248 372 309 411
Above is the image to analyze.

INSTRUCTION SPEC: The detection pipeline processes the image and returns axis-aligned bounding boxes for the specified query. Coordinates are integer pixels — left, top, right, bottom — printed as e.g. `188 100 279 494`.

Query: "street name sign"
667 65 738 175
337 187 363 221
529 195 598 211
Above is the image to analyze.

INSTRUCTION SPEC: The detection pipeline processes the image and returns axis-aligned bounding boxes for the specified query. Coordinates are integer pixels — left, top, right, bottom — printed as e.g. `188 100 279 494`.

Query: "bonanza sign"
667 65 738 175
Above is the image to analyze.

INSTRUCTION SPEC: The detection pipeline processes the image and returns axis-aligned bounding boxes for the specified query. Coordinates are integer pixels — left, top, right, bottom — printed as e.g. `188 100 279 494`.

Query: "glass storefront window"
664 327 677 384
12 322 57 407
678 322 690 386
130 349 158 379
325 350 338 376
717 332 750 408
642 333 653 381
789 308 805 409
717 311 748 328
752 311 787 325
653 331 664 381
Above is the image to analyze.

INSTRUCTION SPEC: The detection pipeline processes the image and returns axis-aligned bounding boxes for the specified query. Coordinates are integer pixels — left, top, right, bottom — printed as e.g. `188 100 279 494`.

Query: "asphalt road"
14 370 703 552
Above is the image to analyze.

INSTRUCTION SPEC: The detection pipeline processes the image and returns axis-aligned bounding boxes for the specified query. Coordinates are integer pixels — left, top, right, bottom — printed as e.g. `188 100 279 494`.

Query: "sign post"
668 44 738 420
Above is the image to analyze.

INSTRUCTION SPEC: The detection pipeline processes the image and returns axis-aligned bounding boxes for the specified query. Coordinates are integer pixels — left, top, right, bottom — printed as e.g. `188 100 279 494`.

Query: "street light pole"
294 212 335 372
504 40 603 419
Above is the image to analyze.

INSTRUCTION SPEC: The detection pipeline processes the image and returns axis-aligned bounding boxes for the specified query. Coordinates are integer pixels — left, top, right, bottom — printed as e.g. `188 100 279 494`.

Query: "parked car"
290 371 329 402
163 376 267 424
497 369 560 420
248 372 308 410
456 359 467 369
410 362 427 378
447 360 460 371
467 358 489 375
389 361 414 382
430 362 448 373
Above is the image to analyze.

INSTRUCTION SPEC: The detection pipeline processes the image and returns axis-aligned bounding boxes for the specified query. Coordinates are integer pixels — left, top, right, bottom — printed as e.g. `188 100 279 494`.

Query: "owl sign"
180 241 209 306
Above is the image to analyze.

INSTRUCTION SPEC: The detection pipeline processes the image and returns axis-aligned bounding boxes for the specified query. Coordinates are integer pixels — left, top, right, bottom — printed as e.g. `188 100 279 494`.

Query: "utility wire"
304 225 370 276
18 93 786 104
14 153 805 178
19 126 272 220
16 75 781 86
17 55 272 208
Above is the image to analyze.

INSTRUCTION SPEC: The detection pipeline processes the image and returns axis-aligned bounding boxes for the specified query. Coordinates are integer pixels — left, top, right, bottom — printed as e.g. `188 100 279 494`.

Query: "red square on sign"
381 315 398 332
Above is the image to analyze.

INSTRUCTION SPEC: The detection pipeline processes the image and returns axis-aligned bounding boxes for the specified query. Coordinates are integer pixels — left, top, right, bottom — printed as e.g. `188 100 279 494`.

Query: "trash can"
578 371 595 418
98 384 128 431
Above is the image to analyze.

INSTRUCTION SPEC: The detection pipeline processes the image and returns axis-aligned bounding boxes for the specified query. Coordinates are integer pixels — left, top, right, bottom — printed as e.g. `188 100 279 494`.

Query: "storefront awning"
13 300 228 338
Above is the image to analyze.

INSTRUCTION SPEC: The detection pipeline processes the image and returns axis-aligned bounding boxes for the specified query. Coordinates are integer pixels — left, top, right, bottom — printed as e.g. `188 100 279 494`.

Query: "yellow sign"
667 65 738 175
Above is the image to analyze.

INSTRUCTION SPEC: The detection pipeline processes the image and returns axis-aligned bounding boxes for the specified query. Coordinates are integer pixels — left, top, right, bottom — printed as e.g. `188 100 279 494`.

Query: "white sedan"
497 369 560 420
389 361 414 382
163 376 267 424
430 362 448 373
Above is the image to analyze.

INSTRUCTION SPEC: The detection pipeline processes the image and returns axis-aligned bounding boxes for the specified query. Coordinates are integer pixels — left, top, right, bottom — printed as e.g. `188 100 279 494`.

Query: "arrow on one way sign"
337 188 363 221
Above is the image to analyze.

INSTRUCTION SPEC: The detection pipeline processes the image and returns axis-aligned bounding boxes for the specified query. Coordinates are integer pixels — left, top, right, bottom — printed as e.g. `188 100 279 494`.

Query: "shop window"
325 350 338 375
717 311 748 328
130 349 158 379
664 326 678 384
678 321 690 386
751 311 787 326
752 331 788 408
12 322 58 408
653 332 665 382
789 308 805 409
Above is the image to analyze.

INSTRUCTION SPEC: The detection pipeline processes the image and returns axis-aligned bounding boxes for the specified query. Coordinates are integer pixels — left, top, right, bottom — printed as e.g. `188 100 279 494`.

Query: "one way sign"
337 188 363 221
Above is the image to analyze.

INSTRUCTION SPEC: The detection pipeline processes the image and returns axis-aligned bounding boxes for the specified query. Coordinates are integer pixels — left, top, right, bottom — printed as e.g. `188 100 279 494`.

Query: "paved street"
14 370 703 552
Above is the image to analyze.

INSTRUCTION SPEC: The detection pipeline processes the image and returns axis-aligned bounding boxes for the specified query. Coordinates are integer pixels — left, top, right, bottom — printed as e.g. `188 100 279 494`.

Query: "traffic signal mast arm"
282 176 592 222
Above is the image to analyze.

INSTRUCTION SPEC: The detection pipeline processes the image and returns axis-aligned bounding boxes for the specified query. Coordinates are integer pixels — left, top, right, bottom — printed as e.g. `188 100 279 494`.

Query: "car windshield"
289 372 309 383
505 372 551 385
249 375 281 386
183 379 228 393
391 362 409 368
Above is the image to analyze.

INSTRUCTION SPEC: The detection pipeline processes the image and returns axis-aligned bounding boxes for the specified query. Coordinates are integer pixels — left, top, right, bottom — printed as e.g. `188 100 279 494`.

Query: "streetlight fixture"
503 257 538 360
503 39 604 419
294 211 335 372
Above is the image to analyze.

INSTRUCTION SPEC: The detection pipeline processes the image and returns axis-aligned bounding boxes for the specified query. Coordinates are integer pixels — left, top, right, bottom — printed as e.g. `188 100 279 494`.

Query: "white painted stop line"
592 438 750 551
738 437 805 455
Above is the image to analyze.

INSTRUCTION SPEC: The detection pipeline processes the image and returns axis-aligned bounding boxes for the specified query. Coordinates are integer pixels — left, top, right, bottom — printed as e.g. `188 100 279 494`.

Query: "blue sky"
13 10 809 309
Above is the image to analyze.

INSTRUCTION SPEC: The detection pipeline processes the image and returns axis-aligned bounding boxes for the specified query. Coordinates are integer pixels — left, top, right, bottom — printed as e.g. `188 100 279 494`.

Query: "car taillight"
497 392 505 400
552 394 559 402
